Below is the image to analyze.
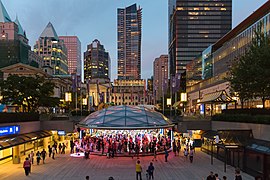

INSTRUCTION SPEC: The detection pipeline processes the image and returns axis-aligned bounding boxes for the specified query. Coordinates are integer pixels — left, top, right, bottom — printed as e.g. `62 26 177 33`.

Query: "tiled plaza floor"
0 149 253 180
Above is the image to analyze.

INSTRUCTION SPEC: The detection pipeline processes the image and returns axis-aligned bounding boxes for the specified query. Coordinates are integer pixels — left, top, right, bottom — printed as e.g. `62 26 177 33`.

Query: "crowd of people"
23 141 67 176
206 168 244 180
70 132 173 159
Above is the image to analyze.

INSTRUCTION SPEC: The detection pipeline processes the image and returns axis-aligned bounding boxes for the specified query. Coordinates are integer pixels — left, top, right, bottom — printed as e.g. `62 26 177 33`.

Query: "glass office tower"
117 4 142 80
169 0 232 76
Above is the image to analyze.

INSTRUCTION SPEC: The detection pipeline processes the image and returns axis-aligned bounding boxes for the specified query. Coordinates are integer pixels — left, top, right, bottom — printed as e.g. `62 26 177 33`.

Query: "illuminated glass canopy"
79 105 173 130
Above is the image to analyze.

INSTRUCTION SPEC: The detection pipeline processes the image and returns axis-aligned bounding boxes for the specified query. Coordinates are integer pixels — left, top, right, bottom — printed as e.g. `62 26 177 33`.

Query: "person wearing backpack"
36 151 41 165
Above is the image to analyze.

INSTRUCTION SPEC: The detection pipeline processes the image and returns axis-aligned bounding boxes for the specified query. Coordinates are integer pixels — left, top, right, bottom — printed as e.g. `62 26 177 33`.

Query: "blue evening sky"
2 0 268 80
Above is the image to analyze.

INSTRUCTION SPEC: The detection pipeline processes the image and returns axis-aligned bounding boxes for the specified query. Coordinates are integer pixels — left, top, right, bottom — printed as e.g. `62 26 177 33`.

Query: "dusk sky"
3 0 268 80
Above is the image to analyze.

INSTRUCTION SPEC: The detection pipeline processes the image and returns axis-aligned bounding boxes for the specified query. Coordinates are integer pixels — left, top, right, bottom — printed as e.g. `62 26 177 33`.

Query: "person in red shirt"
23 157 31 176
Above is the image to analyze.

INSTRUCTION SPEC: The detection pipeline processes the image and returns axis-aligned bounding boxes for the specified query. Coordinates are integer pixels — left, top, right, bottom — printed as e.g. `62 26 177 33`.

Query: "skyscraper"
153 55 168 103
34 22 68 75
59 36 81 75
117 4 142 80
168 0 232 76
84 39 110 81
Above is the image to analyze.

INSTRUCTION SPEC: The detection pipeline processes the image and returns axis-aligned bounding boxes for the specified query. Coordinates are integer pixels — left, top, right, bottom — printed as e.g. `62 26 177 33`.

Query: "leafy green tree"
0 75 59 112
228 26 270 108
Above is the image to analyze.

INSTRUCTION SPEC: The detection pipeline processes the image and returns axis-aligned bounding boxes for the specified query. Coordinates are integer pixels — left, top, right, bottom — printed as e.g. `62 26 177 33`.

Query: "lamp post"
180 92 187 115
65 92 72 113
167 98 172 118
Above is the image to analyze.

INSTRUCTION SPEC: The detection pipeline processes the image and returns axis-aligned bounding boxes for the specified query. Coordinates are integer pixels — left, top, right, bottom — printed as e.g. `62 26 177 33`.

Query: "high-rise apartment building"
117 4 142 80
59 36 81 75
34 22 68 75
84 39 110 81
168 0 232 75
153 55 168 103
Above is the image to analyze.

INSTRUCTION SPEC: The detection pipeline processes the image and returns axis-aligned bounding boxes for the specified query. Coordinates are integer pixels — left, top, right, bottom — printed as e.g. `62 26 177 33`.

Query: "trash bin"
13 156 20 164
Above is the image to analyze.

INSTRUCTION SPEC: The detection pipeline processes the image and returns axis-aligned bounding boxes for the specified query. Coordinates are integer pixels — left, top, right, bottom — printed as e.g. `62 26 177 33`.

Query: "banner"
72 74 77 92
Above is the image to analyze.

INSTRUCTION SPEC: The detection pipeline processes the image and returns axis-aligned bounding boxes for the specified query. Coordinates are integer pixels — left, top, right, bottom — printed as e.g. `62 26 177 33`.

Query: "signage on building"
0 125 20 136
57 130 66 136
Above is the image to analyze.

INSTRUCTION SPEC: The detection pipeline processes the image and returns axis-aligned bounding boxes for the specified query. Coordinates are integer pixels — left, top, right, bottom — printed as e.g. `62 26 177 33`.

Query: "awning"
0 130 52 150
202 130 218 139
173 101 181 108
199 90 236 104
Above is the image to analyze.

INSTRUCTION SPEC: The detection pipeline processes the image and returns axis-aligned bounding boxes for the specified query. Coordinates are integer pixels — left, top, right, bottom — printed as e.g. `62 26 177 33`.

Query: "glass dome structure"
78 105 173 130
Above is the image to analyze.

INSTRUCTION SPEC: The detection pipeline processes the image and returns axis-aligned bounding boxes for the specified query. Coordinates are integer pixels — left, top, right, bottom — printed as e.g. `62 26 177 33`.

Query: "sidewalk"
0 149 253 180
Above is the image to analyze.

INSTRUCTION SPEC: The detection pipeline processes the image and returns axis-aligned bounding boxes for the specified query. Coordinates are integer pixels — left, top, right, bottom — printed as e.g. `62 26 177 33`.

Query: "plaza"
0 149 253 180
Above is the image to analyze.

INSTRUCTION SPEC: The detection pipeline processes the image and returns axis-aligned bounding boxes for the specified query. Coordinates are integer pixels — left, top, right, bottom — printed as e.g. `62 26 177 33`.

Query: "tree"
0 75 59 112
228 26 270 108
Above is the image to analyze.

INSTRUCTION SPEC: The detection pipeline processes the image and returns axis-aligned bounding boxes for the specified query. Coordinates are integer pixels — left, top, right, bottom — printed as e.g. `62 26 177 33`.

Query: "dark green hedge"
212 114 270 124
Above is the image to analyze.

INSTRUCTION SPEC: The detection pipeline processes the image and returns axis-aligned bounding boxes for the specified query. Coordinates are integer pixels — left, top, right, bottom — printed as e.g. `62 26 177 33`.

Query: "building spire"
14 15 25 37
0 0 12 22
39 22 59 40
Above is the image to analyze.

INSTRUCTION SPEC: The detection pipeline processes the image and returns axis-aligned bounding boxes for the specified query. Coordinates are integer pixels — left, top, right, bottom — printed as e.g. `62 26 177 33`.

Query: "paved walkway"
0 149 253 180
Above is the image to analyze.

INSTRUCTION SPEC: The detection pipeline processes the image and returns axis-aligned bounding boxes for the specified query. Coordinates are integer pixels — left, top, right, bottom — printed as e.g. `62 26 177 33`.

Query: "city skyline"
2 0 267 80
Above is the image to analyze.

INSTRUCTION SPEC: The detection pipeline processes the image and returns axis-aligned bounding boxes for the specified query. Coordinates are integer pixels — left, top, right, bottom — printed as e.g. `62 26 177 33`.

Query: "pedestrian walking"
164 148 169 162
206 171 216 180
147 162 155 180
235 168 242 180
223 176 227 180
61 143 66 154
58 143 62 153
23 157 31 176
177 140 181 156
189 148 194 163
215 173 221 180
41 149 47 164
152 148 157 161
29 151 34 164
48 145 52 157
183 148 188 161
135 160 142 180
36 151 41 165
173 140 177 156
52 146 56 159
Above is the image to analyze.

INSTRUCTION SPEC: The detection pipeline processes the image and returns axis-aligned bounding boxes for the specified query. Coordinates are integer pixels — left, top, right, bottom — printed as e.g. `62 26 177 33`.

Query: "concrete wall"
41 120 74 133
212 121 270 141
0 121 40 134
177 120 211 132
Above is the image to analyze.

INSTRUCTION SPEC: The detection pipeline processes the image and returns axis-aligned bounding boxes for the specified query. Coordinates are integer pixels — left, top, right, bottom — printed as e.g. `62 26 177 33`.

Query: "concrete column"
12 146 20 164
43 137 49 150
60 136 65 142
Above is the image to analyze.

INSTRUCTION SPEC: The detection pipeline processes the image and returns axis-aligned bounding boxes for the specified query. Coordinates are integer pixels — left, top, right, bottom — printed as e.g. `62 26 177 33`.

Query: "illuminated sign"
0 125 20 136
57 130 65 136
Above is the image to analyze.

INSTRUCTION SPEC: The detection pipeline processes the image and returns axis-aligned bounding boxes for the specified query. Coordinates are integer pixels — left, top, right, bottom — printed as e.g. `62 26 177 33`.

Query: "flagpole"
162 80 165 115
175 91 177 116
170 75 172 119
163 93 165 115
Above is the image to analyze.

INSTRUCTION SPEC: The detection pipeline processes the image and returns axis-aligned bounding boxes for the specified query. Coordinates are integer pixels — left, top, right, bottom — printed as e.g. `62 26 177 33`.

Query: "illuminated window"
221 8 226 11
177 7 184 11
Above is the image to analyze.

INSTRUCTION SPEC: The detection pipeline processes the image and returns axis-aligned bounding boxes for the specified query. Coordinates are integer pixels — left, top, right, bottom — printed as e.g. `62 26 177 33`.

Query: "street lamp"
167 98 172 117
180 93 187 116
65 92 72 113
